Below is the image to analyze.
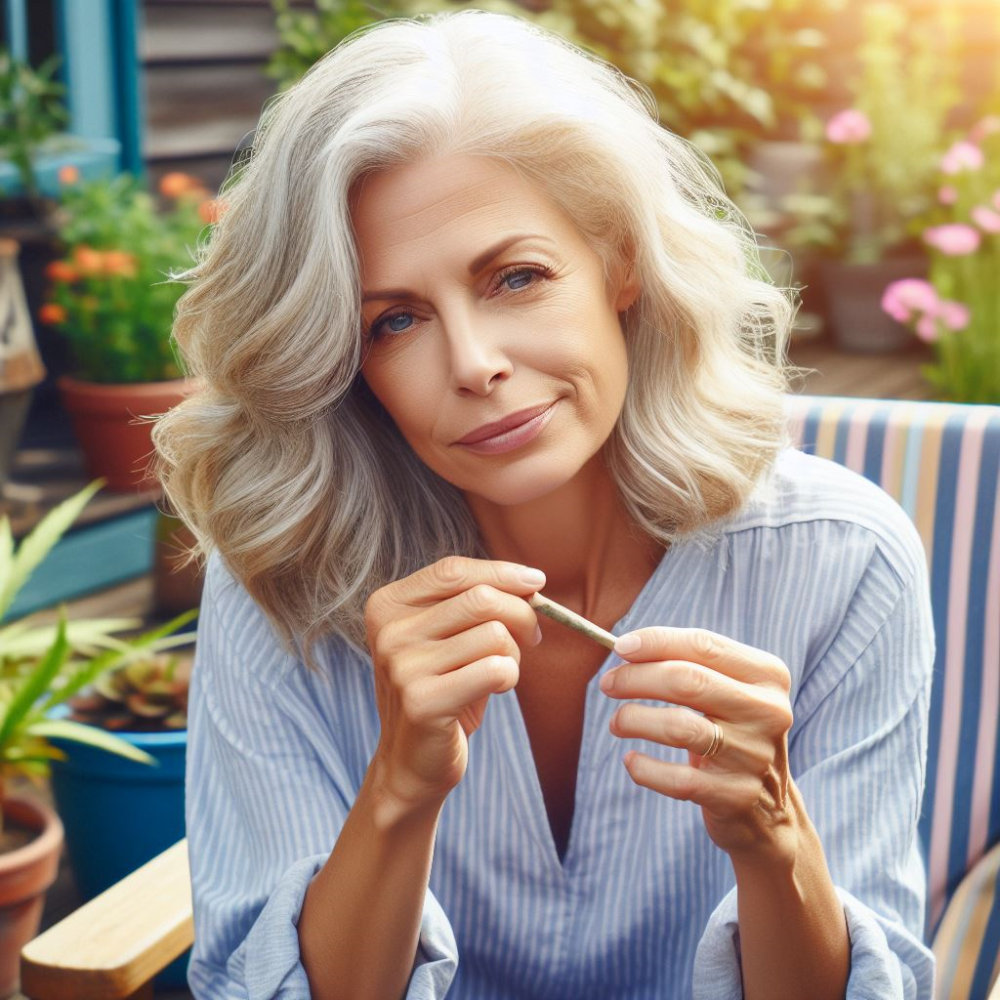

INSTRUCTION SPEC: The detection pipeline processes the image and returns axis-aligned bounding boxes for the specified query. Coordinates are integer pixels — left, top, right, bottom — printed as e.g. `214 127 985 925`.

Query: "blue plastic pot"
44 702 190 990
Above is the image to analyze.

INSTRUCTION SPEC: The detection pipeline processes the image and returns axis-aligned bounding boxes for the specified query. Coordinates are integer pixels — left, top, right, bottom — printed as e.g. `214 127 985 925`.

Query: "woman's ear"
613 255 641 314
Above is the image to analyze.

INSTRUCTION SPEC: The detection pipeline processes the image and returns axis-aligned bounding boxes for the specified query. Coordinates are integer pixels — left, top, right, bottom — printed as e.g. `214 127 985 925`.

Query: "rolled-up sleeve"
185 556 459 999
693 535 936 999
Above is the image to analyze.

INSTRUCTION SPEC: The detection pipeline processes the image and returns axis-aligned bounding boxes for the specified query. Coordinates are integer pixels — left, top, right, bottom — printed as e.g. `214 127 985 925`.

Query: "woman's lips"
456 401 558 455
455 401 556 445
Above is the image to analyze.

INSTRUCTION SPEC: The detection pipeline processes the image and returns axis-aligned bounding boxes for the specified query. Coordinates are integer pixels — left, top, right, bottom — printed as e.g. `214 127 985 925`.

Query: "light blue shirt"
185 446 936 998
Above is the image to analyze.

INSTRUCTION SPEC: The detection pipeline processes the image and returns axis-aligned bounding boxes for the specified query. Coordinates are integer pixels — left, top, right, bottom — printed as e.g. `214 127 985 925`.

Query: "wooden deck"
786 334 938 401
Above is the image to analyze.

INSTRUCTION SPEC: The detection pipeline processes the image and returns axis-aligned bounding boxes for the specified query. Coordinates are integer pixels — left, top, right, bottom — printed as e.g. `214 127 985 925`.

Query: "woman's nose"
443 306 514 393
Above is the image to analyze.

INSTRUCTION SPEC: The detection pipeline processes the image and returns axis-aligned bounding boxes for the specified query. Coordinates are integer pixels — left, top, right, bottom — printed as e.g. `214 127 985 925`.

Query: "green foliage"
263 0 844 201
781 2 965 264
0 481 199 829
915 125 1000 404
40 171 215 384
0 47 70 202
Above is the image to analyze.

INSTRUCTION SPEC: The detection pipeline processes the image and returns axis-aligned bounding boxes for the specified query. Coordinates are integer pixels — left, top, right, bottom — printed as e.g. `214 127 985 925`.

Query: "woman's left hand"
600 626 798 865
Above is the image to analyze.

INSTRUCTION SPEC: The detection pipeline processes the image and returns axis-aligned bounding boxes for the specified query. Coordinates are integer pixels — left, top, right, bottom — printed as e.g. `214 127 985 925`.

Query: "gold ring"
701 721 724 759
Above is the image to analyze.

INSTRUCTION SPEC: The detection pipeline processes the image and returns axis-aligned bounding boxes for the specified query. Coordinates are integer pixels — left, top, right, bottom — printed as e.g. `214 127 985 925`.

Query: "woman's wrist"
727 777 809 878
365 753 451 833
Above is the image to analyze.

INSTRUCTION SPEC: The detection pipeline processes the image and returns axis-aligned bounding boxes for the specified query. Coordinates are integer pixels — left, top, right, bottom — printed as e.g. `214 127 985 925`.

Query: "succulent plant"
64 652 191 733
0 479 198 836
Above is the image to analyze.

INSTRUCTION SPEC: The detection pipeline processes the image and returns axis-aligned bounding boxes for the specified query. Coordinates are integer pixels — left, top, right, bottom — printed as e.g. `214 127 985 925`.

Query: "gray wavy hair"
151 8 802 673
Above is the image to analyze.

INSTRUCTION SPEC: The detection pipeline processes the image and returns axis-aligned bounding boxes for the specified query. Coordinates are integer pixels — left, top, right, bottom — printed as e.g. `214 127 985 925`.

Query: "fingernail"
519 568 546 587
600 670 615 692
533 624 543 645
614 633 641 655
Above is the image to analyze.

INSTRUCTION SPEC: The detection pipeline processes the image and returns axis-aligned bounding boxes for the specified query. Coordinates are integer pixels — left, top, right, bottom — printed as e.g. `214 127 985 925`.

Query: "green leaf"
26 719 158 766
0 617 144 661
0 610 70 747
0 740 67 764
36 610 197 713
0 480 105 621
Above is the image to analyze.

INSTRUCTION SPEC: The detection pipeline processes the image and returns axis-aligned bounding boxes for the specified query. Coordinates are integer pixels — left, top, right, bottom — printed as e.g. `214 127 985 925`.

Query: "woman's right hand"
365 555 545 814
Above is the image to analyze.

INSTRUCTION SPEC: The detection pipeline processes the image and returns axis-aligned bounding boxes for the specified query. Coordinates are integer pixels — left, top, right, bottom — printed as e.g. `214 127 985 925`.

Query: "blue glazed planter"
44 702 190 990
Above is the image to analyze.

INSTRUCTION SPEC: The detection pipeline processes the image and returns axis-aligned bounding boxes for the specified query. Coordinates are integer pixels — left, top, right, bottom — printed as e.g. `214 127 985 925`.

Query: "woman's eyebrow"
467 233 554 274
361 233 555 303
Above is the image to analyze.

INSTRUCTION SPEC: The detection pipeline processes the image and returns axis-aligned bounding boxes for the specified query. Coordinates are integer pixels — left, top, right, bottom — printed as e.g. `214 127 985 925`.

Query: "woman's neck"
463 453 666 623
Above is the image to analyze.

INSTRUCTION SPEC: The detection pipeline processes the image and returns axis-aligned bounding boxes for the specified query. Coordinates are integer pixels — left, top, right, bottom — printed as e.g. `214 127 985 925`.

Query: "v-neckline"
499 539 681 880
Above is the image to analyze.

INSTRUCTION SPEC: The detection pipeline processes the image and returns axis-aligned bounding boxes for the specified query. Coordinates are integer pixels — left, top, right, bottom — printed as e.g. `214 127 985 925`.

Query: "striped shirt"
185 446 936 998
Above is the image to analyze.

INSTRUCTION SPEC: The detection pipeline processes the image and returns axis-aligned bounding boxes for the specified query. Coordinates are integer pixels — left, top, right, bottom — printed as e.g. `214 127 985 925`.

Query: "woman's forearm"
730 780 851 1000
298 759 447 1000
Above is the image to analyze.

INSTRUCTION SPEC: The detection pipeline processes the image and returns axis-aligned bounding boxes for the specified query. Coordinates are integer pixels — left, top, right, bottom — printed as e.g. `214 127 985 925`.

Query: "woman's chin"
456 458 587 507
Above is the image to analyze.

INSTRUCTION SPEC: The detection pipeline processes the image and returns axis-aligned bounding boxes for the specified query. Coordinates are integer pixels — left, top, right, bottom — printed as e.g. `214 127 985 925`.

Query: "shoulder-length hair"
152 8 804 673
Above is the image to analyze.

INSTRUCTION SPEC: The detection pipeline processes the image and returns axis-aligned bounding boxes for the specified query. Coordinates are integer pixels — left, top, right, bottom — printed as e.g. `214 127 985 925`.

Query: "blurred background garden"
0 0 998 997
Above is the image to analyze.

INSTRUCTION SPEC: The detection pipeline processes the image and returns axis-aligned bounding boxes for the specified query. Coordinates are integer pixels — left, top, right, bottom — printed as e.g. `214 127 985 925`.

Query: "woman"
154 10 936 999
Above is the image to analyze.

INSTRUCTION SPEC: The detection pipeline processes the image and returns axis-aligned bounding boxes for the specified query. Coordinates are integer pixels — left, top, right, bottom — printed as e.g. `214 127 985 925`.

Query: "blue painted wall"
6 507 158 621
1 0 144 195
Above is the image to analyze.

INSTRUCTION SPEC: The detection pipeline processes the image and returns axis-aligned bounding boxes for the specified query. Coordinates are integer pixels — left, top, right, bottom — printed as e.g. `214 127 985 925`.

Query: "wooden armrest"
20 838 193 1000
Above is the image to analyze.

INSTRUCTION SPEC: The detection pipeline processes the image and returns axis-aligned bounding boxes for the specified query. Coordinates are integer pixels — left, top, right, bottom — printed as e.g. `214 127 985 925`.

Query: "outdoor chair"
18 393 1000 1000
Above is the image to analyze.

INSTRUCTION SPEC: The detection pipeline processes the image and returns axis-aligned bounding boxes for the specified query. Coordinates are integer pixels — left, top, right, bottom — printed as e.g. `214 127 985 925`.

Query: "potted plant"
0 48 116 407
880 116 1000 404
778 2 965 353
38 170 222 491
0 478 179 999
43 634 196 990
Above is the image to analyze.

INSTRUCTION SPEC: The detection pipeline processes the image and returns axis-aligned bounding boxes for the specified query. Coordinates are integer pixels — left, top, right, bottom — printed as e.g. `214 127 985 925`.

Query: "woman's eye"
368 311 414 340
501 268 536 291
497 265 551 293
384 314 414 334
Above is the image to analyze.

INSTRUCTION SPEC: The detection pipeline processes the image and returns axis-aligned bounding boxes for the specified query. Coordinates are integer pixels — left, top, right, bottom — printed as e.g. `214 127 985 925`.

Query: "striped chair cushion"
783 394 1000 956
932 840 1000 1000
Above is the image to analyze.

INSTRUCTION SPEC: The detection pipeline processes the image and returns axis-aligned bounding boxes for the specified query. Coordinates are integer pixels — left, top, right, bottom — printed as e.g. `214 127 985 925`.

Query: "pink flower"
881 278 940 323
971 205 1000 234
969 116 1000 144
826 109 871 144
938 185 959 205
940 141 985 175
915 314 940 343
937 300 971 332
993 189 1000 212
912 299 971 343
923 224 981 255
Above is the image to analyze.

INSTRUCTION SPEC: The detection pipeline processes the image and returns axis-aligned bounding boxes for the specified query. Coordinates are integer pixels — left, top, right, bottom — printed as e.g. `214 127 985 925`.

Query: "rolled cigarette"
527 592 618 650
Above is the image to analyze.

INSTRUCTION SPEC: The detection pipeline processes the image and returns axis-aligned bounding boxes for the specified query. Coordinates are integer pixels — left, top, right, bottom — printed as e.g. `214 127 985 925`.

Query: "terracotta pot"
153 510 205 615
0 796 64 1000
56 375 202 493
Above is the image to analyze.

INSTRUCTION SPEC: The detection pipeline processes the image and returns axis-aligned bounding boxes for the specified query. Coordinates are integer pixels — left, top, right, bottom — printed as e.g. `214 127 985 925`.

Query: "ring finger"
611 704 725 759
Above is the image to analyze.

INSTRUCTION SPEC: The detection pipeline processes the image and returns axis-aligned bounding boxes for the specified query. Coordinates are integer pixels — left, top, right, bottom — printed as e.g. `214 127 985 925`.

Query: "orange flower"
72 245 106 277
198 198 228 224
58 165 80 185
102 250 138 278
39 303 67 325
159 172 204 198
46 260 80 283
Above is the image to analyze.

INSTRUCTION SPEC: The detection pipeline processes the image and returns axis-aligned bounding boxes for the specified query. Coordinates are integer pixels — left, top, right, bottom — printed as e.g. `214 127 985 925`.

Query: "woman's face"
353 153 640 507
